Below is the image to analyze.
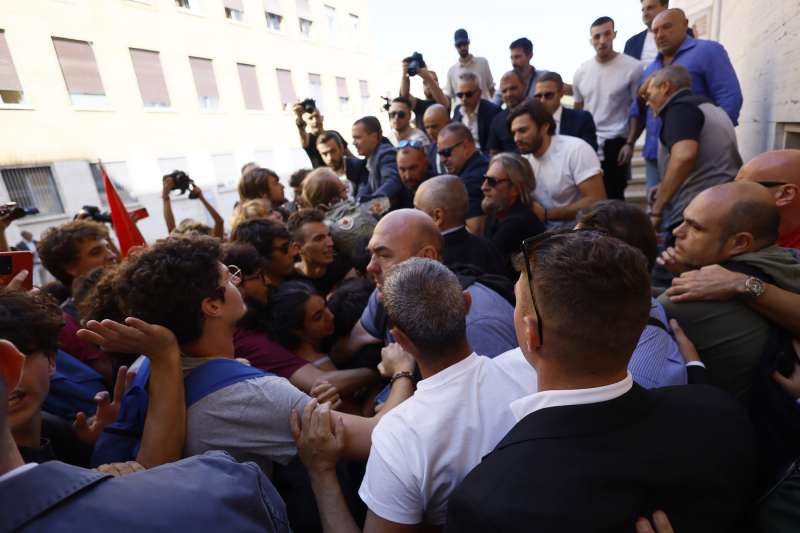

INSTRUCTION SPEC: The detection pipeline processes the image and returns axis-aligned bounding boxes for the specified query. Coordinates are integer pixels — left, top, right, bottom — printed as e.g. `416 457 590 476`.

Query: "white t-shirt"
573 53 643 144
641 30 658 66
358 350 537 525
525 135 602 223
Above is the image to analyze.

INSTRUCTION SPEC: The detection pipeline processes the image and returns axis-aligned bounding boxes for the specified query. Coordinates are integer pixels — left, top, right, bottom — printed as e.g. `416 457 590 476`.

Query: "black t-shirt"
289 253 353 298
412 98 435 130
305 130 348 169
659 92 707 151
485 201 546 258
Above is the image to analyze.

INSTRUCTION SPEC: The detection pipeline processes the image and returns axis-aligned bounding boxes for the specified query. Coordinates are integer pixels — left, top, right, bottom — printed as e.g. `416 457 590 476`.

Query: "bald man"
414 175 506 276
623 8 742 194
659 182 800 403
423 103 451 174
343 209 516 360
486 71 526 155
736 150 800 249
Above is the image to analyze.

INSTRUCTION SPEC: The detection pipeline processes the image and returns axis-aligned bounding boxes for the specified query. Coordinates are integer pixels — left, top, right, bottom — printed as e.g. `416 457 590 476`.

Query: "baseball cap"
454 29 469 46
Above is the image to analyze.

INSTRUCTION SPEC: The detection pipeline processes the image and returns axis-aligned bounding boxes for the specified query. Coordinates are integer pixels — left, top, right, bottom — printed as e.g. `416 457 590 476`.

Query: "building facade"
672 0 800 162
0 0 376 242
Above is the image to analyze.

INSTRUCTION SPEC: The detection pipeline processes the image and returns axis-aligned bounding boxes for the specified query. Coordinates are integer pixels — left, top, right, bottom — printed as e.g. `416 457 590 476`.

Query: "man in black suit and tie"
452 72 501 154
446 231 756 533
534 72 598 151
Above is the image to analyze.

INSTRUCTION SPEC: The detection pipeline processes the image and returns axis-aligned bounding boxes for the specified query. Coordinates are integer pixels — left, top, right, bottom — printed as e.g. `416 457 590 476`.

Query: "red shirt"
778 225 800 250
233 328 308 379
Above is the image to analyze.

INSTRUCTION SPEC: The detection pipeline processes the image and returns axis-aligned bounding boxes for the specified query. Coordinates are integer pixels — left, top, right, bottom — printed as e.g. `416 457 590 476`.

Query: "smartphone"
0 251 33 290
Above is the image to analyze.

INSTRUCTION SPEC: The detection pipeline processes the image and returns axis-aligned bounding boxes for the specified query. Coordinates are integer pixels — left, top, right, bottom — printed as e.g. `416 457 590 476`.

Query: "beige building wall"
672 0 800 162
0 0 378 242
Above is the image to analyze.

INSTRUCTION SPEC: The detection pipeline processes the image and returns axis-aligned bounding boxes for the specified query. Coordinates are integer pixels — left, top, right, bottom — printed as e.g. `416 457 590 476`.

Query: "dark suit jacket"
457 151 490 219
446 384 756 533
352 140 403 206
453 100 502 153
560 107 598 151
442 226 506 277
0 452 291 533
14 239 36 252
485 201 545 259
486 108 518 154
625 27 694 60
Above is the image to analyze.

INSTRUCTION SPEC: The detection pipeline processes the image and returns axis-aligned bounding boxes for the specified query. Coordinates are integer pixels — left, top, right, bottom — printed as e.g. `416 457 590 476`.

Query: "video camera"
0 203 39 222
404 52 427 76
163 170 197 197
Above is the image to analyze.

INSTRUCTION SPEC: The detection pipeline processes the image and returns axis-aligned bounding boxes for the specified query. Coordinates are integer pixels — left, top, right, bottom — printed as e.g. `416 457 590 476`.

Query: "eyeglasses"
389 111 408 119
438 140 464 157
398 139 425 150
520 228 607 347
225 264 242 287
243 271 268 285
534 91 557 100
483 175 511 188
757 181 788 188
456 91 475 99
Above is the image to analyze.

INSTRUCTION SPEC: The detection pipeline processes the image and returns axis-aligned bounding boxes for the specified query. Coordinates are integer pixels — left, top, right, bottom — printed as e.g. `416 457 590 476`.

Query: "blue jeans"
645 158 660 190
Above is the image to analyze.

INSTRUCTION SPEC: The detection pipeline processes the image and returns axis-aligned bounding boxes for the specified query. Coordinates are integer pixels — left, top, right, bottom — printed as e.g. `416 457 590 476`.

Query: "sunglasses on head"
456 91 475 99
483 175 511 188
398 139 424 149
437 140 464 157
389 111 407 119
520 228 608 347
757 180 788 188
534 91 557 100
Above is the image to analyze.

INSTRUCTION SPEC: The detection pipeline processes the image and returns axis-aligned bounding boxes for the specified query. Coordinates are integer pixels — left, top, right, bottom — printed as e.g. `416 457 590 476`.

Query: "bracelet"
390 371 414 385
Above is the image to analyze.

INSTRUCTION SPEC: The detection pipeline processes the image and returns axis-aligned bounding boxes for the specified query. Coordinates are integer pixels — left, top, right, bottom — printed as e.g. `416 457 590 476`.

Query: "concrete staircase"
624 145 647 210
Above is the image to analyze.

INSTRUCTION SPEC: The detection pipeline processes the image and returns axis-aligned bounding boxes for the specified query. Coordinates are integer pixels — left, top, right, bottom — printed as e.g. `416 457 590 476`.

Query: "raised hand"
377 342 415 378
73 365 136 445
77 317 179 363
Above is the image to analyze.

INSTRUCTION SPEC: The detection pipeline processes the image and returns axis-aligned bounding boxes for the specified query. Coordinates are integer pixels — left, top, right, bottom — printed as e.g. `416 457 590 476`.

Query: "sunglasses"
483 175 511 188
389 111 407 119
757 181 788 188
438 140 464 157
398 139 425 149
456 91 475 99
534 91 557 100
520 228 607 347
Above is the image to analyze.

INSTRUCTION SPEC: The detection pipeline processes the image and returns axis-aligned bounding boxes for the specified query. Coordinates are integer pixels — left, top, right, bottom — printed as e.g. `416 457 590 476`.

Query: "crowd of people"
2 1 800 531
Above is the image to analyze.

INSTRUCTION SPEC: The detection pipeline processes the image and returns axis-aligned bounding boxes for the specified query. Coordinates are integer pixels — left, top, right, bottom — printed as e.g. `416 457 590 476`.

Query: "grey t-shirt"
184 373 311 473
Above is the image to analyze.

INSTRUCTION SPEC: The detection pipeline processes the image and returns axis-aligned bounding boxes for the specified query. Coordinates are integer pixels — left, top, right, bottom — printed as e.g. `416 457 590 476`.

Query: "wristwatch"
743 276 766 299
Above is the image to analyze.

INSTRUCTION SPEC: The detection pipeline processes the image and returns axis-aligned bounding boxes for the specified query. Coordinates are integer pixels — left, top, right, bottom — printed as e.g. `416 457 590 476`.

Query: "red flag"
99 162 145 256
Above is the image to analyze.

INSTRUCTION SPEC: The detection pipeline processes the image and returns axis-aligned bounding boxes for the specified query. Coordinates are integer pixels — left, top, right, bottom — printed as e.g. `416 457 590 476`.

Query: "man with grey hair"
644 64 741 237
481 153 545 260
414 175 506 275
294 257 537 531
452 72 501 153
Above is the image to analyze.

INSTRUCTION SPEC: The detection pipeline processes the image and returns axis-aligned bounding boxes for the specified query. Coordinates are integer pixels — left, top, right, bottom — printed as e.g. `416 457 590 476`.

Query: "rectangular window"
0 30 26 105
336 76 349 111
224 0 244 20
212 153 237 188
324 5 336 34
263 0 283 29
349 13 359 32
129 48 170 108
275 68 297 110
237 63 263 110
296 0 313 36
308 73 324 112
189 56 219 110
89 162 137 207
52 37 109 107
1 166 64 216
359 79 370 111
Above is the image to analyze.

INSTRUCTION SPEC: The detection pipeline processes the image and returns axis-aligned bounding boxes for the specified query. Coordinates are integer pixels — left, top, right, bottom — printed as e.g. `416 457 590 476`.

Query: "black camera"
0 203 39 221
164 170 193 195
301 98 317 114
79 205 113 224
405 52 426 76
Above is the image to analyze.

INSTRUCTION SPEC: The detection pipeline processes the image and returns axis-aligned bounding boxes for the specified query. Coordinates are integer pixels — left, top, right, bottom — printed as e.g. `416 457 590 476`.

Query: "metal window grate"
1 166 64 215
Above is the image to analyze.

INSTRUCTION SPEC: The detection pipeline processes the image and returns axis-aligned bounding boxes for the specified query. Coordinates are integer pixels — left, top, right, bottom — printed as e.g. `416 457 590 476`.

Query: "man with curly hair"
95 234 412 470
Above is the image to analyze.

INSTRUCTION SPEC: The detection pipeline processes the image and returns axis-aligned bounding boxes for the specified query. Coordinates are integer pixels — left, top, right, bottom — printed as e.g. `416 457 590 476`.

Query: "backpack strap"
646 316 674 337
184 359 269 407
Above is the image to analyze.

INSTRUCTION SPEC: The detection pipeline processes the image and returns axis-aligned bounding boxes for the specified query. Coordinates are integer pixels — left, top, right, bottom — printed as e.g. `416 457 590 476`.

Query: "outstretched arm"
191 183 225 239
162 176 176 235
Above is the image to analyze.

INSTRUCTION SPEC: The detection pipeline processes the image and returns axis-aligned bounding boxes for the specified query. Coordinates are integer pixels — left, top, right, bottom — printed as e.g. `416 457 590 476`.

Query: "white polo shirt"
524 135 602 226
358 349 537 526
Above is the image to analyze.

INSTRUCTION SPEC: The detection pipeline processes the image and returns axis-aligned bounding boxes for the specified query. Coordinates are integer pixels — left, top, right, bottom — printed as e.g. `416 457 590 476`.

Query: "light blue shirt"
629 298 687 388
